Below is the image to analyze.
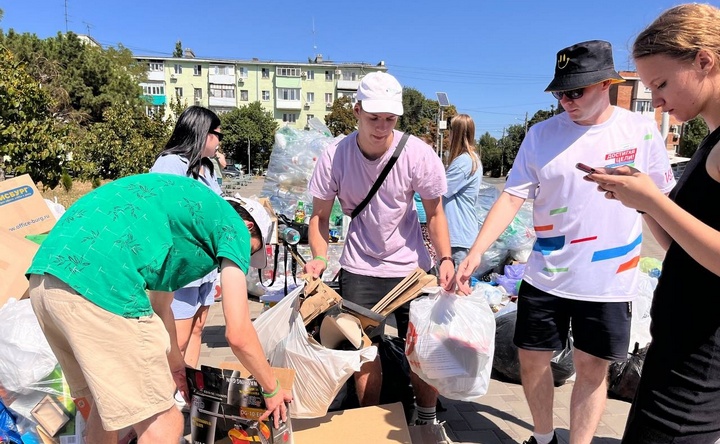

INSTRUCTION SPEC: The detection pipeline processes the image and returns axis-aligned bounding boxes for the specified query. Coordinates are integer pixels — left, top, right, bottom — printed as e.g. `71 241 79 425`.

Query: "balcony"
276 99 302 110
208 73 236 85
337 79 360 91
147 71 165 82
209 96 236 108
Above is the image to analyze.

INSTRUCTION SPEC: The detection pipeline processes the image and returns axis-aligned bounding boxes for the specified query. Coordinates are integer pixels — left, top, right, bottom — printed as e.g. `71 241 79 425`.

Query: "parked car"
223 165 243 178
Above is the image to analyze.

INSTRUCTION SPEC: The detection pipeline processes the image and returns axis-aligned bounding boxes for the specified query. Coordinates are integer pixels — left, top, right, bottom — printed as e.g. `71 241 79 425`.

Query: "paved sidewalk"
204 176 663 443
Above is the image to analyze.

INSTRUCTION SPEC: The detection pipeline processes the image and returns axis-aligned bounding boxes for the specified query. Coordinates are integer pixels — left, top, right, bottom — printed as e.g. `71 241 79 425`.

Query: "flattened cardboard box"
0 174 56 237
0 229 39 308
185 363 294 444
292 402 412 444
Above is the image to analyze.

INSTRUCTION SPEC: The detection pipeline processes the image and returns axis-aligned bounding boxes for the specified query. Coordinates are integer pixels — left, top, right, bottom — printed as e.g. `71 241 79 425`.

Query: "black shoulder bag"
351 133 410 219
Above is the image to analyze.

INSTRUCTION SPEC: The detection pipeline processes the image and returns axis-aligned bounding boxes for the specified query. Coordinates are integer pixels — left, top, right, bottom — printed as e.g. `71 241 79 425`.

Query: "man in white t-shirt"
456 40 675 444
304 72 454 427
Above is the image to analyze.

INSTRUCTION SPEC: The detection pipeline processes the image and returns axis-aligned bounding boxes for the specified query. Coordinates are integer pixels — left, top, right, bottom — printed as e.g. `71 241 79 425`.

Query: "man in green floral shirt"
27 173 291 443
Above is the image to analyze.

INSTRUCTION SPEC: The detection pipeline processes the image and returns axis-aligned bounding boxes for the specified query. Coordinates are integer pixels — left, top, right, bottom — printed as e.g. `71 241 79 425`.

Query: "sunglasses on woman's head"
209 130 224 142
551 88 585 101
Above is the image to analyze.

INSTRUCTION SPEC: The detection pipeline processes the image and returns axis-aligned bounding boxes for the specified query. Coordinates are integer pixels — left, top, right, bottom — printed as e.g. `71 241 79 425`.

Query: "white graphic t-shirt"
505 107 675 302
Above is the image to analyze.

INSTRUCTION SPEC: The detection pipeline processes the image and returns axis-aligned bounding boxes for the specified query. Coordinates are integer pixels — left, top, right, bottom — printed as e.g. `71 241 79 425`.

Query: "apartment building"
611 71 683 155
135 51 387 129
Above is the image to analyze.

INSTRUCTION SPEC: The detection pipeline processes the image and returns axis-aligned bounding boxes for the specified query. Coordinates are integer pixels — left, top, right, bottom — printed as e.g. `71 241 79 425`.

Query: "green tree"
324 96 356 136
0 48 67 187
478 132 500 176
173 40 183 58
678 117 708 158
398 87 428 136
220 102 278 172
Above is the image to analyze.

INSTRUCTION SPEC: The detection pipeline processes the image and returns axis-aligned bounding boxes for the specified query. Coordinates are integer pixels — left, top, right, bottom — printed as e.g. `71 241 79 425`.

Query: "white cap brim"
224 195 272 269
360 100 404 116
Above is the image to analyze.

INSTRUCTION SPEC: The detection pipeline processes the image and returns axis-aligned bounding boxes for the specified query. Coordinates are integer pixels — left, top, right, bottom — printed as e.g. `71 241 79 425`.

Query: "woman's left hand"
589 166 660 213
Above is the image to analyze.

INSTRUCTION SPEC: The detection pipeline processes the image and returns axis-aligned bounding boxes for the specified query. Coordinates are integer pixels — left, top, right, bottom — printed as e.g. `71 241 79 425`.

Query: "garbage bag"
608 342 647 402
0 299 57 394
253 285 377 418
0 399 22 444
406 289 496 401
492 311 575 386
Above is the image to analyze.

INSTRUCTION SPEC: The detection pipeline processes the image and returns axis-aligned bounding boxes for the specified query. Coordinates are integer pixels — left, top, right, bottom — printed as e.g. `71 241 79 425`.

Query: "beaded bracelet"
314 256 328 267
261 378 281 398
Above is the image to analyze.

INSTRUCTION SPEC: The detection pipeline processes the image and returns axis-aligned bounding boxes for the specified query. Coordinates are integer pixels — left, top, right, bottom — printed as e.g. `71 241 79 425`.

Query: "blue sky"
1 0 698 137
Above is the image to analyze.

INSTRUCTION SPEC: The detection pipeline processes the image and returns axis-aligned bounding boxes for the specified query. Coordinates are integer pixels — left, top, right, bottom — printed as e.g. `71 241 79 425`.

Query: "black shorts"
339 269 407 340
513 280 631 361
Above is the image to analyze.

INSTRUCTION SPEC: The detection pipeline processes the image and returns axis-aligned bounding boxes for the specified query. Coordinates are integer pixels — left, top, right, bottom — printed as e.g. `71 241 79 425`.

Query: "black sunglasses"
551 88 585 101
209 130 224 142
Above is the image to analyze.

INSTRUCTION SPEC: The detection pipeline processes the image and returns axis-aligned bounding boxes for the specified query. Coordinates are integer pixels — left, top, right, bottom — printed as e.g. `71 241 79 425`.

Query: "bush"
60 172 73 192
91 177 102 189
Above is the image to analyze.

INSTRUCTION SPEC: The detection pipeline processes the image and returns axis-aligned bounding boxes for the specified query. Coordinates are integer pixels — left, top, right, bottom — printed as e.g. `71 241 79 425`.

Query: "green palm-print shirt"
27 173 250 318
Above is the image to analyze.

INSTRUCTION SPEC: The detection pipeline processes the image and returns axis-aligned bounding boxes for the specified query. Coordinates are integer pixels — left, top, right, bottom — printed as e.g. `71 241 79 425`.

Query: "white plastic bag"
253 285 377 418
0 299 58 394
406 289 496 401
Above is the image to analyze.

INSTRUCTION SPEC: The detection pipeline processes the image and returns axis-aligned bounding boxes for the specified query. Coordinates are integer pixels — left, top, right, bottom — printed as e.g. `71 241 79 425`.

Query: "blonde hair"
633 3 720 67
446 114 479 175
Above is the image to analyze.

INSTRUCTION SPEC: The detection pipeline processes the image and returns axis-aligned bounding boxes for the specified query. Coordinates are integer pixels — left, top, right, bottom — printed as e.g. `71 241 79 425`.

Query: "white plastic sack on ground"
0 299 58 394
253 285 377 418
406 289 496 401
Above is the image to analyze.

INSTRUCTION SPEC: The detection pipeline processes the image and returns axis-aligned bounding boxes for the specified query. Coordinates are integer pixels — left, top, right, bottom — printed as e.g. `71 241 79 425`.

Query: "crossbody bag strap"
351 132 410 220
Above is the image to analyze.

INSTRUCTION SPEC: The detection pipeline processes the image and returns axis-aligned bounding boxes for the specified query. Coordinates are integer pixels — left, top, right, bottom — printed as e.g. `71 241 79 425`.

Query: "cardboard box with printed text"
0 174 56 237
0 229 39 308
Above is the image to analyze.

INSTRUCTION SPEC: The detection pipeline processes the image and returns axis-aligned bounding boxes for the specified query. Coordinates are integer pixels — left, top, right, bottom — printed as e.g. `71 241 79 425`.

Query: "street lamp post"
247 137 251 176
436 92 450 162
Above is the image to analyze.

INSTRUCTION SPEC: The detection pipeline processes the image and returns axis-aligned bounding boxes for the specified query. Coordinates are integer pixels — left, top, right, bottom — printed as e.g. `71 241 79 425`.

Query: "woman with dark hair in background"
150 106 224 386
443 114 482 266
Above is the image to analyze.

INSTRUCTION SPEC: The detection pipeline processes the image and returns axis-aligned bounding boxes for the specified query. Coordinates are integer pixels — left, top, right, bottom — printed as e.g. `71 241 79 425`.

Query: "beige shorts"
29 274 176 431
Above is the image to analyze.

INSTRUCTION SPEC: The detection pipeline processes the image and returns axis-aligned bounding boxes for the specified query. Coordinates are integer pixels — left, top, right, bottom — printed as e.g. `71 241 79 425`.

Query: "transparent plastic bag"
406 289 496 401
0 299 58 395
253 285 377 418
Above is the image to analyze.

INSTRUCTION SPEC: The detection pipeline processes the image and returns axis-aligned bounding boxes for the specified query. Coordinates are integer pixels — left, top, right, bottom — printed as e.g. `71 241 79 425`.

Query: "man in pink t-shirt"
305 72 454 426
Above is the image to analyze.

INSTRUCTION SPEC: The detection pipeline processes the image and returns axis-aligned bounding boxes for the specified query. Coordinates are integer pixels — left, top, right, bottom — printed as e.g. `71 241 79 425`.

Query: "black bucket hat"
545 40 625 92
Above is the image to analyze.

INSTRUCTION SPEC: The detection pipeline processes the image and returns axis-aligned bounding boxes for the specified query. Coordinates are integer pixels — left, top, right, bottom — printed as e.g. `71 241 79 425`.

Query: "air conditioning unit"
238 79 244 85
304 103 310 109
170 74 177 80
194 99 201 106
334 69 341 75
301 72 307 79
326 102 333 108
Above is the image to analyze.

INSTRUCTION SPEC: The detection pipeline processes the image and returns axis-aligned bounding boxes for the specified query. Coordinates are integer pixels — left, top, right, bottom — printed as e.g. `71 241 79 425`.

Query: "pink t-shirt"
309 130 446 277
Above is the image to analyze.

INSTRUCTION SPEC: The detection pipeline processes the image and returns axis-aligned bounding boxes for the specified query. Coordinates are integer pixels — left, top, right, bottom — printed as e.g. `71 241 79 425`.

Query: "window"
240 90 249 101
142 84 165 95
193 65 202 76
325 70 333 81
282 113 297 123
238 67 248 78
211 65 232 75
342 71 357 81
209 84 235 99
277 88 300 101
262 90 270 101
146 105 163 117
325 93 333 104
306 92 314 103
262 68 270 79
306 70 314 80
175 87 183 98
634 100 654 113
149 61 163 72
307 114 314 123
276 66 302 77
194 88 202 100
173 64 182 74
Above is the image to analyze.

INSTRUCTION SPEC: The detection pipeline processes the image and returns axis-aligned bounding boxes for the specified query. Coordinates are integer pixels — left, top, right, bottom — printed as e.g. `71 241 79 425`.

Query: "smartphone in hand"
575 163 596 174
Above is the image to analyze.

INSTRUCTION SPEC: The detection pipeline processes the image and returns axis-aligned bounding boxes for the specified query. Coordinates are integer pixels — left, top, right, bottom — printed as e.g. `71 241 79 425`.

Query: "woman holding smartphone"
591 4 720 442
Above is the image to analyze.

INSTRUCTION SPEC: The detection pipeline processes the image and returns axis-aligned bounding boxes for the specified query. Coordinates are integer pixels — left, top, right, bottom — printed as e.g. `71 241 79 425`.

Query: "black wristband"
438 256 454 266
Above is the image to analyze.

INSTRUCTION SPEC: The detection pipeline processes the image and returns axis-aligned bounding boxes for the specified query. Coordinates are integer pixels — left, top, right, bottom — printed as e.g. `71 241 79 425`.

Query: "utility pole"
500 128 506 177
524 111 529 135
247 137 251 176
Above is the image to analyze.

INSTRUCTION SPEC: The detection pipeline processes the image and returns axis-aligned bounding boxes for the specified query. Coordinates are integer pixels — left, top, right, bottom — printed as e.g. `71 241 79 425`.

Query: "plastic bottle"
281 227 301 245
294 200 306 223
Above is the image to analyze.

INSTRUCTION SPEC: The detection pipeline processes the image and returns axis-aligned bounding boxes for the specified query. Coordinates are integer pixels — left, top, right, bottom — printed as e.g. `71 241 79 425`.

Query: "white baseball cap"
356 72 404 116
224 196 272 269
